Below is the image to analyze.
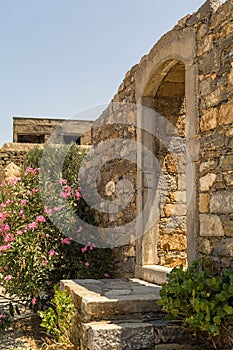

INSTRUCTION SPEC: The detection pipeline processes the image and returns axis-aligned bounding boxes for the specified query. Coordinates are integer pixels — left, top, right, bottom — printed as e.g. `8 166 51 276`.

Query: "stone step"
61 278 161 322
76 319 207 350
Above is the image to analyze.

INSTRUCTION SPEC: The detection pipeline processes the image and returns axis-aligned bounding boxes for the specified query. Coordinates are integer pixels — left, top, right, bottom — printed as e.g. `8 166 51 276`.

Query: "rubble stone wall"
88 0 233 276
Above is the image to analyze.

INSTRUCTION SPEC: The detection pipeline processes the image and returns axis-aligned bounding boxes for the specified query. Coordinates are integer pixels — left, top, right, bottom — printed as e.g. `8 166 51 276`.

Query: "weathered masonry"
85 0 233 281
0 117 94 180
13 117 93 145
62 1 233 349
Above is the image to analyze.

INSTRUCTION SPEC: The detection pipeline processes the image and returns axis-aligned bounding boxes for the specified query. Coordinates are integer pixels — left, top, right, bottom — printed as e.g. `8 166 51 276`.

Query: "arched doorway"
134 28 199 284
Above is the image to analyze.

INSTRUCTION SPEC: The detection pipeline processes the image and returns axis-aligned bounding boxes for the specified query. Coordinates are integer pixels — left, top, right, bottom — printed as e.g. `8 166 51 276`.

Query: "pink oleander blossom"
28 222 38 230
32 188 39 193
5 275 12 282
4 233 14 243
20 199 28 206
48 250 59 256
59 178 67 185
104 273 110 278
25 167 33 175
0 314 6 319
36 215 46 223
53 207 61 212
61 237 72 245
75 189 81 200
1 223 10 234
44 206 52 215
0 213 7 221
31 297 37 305
85 262 90 267
0 244 11 252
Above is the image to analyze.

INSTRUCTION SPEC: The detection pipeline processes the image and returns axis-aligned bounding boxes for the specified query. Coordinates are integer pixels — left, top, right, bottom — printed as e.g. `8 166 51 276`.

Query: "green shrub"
158 258 233 341
0 167 112 309
38 284 75 345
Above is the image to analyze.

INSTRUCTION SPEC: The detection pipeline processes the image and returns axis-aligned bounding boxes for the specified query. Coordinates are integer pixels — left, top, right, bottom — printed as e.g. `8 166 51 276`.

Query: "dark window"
63 135 81 145
17 134 45 143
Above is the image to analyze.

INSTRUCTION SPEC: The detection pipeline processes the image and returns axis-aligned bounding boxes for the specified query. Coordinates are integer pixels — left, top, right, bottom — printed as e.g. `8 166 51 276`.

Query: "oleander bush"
0 162 112 310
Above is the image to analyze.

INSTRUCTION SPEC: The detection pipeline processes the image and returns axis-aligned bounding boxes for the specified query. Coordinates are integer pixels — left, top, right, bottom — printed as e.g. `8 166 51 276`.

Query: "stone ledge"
61 278 161 322
135 265 172 285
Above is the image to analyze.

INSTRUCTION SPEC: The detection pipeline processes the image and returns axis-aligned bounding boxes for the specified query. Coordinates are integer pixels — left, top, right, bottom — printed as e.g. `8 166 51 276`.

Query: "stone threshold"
135 265 172 284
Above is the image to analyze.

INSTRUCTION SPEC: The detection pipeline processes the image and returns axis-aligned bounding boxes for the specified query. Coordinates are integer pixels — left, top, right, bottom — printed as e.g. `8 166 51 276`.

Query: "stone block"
199 238 212 254
199 193 210 213
219 101 233 125
159 233 186 251
199 159 218 174
200 173 216 191
224 220 233 237
219 154 233 170
224 173 233 186
200 214 224 236
61 279 161 322
197 34 213 57
214 238 233 257
205 86 227 108
164 204 186 217
210 191 233 214
86 322 155 350
200 108 219 132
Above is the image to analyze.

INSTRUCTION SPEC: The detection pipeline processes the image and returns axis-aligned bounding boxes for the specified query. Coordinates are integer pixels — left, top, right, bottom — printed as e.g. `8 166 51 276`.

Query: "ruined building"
0 0 233 347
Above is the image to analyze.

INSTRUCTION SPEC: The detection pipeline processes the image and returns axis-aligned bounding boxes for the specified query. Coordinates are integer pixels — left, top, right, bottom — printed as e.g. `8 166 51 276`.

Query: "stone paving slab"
61 278 161 322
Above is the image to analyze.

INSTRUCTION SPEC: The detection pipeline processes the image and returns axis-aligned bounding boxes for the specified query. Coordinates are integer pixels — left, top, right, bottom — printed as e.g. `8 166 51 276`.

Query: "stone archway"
134 27 199 284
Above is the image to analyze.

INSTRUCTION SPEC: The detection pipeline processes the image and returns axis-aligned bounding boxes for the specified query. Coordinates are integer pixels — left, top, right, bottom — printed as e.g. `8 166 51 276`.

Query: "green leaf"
223 305 233 315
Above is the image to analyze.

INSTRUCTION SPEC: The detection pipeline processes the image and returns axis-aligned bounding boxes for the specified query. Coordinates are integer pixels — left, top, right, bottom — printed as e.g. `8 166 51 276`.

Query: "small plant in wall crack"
158 257 233 347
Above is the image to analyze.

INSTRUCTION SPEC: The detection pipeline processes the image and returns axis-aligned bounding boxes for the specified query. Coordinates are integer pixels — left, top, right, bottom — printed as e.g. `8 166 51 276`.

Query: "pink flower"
0 203 6 208
1 223 10 234
0 314 6 319
4 234 14 243
25 167 33 175
31 297 37 305
44 206 52 215
20 199 27 206
75 189 81 200
36 215 46 223
28 222 38 230
10 178 20 186
19 211 25 219
32 188 39 193
0 213 7 221
61 237 72 245
16 230 23 236
49 250 59 256
85 262 90 267
81 246 87 253
53 207 61 212
5 275 12 282
104 273 110 278
59 178 67 185
0 244 11 252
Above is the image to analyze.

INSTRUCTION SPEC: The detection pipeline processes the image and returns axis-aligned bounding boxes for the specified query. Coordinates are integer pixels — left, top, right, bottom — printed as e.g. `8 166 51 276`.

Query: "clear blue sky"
0 0 205 146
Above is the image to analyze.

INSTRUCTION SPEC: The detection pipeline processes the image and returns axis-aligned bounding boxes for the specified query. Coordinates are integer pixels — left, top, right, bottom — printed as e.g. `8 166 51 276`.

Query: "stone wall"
196 0 233 268
0 143 44 181
87 0 233 277
13 117 93 145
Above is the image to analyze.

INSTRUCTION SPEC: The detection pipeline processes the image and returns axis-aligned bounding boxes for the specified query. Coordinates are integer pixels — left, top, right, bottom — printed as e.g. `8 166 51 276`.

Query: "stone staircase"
61 278 211 350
